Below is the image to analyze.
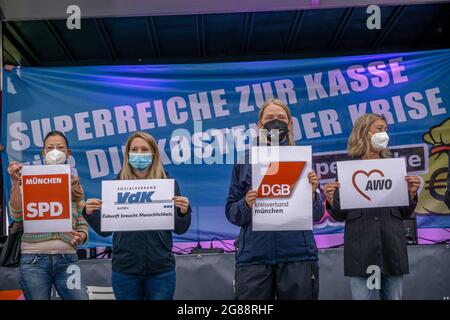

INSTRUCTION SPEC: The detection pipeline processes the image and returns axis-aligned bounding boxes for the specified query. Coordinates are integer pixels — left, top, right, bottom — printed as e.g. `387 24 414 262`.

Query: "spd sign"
21 165 72 233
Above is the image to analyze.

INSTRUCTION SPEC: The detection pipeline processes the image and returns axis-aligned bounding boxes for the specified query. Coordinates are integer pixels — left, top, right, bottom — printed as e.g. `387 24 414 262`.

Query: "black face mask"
262 119 289 144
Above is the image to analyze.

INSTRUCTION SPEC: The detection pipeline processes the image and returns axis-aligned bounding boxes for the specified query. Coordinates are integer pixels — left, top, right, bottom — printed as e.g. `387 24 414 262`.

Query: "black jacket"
83 178 191 275
327 188 417 277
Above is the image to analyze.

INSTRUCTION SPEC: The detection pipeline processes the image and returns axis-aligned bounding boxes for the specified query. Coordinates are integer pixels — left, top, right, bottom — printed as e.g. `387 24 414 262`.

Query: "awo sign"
251 146 313 231
21 165 73 233
337 158 410 210
352 169 392 201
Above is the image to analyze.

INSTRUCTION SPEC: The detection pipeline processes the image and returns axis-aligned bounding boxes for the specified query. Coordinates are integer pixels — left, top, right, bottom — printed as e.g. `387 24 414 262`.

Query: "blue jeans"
19 254 88 300
111 269 176 300
350 275 404 300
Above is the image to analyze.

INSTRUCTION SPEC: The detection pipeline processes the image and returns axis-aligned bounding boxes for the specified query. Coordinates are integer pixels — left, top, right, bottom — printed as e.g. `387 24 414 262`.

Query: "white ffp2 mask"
44 149 67 165
370 132 389 151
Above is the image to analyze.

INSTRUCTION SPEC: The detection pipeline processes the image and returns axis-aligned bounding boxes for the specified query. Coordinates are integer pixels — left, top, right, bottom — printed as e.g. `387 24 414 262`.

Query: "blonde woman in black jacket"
324 114 421 300
83 131 191 300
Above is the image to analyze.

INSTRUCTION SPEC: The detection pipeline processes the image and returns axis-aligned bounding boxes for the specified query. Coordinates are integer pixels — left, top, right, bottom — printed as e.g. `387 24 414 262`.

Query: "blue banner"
2 49 450 248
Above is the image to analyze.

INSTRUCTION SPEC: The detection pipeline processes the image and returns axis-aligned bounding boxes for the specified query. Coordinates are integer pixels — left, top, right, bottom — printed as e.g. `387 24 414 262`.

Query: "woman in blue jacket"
226 98 324 300
83 131 191 300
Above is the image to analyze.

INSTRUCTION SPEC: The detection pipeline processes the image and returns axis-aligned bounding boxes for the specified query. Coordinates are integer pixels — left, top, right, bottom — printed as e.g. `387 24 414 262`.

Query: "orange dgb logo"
22 174 71 221
257 161 306 198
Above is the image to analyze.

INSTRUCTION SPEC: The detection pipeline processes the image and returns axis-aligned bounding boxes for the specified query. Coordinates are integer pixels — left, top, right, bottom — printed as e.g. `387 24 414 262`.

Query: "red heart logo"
352 169 385 201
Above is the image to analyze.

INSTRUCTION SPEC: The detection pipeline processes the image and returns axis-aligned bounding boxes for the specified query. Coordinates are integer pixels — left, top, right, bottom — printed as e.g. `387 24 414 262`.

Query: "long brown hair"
258 98 295 146
348 113 391 158
119 131 167 180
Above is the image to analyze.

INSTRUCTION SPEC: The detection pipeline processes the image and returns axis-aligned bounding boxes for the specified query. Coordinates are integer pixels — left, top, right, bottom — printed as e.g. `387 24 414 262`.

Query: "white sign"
336 158 409 209
251 146 312 231
101 179 175 232
21 165 72 233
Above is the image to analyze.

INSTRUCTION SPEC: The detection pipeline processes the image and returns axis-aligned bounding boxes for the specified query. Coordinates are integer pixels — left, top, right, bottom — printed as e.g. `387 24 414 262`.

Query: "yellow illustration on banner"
416 118 450 215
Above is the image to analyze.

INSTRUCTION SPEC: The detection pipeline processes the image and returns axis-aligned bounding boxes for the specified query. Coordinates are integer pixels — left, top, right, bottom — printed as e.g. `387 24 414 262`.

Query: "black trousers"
235 260 319 300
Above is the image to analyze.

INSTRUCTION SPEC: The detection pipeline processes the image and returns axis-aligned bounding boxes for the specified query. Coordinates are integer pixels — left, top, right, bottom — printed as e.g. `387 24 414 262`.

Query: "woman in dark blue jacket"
83 131 191 300
226 98 324 300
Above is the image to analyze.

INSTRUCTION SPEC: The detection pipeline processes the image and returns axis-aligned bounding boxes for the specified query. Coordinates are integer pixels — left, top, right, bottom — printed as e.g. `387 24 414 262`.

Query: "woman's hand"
405 175 421 199
245 190 258 208
69 230 86 246
324 182 340 207
7 162 22 183
173 196 190 214
85 198 102 215
8 162 23 212
308 171 319 201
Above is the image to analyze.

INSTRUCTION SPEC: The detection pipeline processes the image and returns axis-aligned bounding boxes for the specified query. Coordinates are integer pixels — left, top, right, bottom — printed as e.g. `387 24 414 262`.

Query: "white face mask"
44 149 67 165
369 131 389 151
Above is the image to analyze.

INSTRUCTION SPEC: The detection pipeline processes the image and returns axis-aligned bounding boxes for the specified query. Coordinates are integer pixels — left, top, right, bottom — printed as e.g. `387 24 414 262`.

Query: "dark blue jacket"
225 150 324 267
83 178 191 275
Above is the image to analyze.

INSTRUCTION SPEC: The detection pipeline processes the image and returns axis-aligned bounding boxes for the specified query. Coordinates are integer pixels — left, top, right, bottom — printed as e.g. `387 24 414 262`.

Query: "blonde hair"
258 98 295 146
120 131 167 180
348 113 391 158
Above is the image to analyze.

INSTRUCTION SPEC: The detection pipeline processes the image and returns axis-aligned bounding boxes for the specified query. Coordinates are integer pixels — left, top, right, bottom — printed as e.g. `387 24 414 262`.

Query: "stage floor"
1 244 449 300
